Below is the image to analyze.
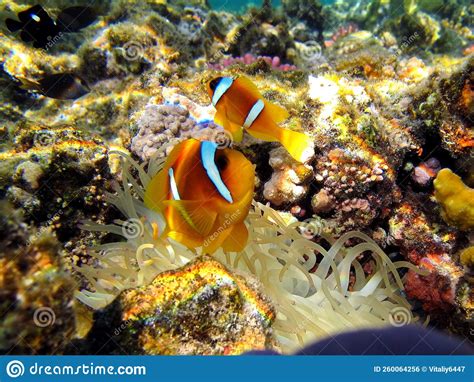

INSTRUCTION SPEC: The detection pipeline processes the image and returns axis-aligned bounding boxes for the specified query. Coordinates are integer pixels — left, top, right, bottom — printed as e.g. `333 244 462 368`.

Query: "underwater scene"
0 0 472 356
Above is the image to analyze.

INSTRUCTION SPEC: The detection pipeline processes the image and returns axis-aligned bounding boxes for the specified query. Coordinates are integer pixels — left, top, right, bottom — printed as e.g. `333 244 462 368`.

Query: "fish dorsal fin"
264 100 289 123
201 141 233 203
163 200 217 237
235 76 263 99
236 77 289 123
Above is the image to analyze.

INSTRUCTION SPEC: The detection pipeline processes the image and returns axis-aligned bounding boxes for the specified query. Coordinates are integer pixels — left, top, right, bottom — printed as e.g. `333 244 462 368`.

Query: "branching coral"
77 151 420 353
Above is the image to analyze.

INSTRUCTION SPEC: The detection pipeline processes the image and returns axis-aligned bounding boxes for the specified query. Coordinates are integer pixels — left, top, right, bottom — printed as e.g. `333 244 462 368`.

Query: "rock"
0 204 77 354
85 256 276 355
13 160 44 191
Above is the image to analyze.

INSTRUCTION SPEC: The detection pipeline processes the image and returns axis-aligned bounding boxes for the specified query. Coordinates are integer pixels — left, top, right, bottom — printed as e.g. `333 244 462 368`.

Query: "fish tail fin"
278 128 315 163
5 18 22 32
264 100 289 123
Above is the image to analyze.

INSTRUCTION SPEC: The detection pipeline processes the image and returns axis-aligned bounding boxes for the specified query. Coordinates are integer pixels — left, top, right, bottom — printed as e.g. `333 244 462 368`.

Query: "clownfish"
144 138 255 254
207 76 314 163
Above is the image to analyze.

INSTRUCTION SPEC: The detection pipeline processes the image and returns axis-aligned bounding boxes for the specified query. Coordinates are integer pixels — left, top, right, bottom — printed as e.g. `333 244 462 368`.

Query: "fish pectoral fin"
202 226 233 254
214 107 228 128
215 108 243 143
167 230 202 249
264 100 289 123
163 200 217 237
228 121 243 142
222 222 248 253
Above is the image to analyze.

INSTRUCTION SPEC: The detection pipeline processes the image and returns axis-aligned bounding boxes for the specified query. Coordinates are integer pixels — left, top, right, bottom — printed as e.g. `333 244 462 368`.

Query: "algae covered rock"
0 204 77 354
84 256 276 355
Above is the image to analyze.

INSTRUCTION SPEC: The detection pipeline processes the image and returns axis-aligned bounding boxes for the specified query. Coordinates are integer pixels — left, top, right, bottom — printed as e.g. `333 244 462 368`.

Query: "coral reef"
130 104 199 162
1 0 473 355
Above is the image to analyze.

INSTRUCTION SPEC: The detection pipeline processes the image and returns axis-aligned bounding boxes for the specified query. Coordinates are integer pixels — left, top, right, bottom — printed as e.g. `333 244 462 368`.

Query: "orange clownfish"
144 138 255 254
207 76 314 163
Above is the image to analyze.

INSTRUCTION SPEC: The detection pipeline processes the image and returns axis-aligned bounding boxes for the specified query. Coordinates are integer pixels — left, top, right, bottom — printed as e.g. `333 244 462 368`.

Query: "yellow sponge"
460 247 474 267
433 168 474 230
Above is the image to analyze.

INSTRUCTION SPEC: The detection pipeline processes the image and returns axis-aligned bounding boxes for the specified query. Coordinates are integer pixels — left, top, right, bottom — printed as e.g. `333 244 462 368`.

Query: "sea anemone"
77 149 420 353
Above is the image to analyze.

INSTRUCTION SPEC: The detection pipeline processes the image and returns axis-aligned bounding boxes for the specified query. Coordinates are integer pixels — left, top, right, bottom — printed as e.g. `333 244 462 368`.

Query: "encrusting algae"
77 148 421 353
106 255 276 355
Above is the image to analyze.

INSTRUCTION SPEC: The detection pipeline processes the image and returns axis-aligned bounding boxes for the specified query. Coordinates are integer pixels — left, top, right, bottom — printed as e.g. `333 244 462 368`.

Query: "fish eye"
209 77 222 91
216 155 228 171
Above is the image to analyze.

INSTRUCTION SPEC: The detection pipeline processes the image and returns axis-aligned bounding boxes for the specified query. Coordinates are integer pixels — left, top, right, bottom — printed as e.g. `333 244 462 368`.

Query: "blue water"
208 0 335 13
208 0 280 13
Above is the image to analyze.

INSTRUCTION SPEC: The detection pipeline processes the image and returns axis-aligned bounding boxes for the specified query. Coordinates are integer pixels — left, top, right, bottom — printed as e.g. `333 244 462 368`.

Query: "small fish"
144 139 255 254
207 76 314 163
55 6 97 32
20 73 90 100
5 4 96 49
